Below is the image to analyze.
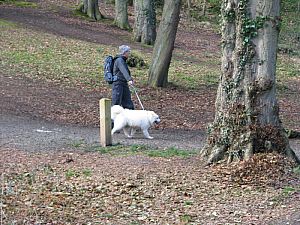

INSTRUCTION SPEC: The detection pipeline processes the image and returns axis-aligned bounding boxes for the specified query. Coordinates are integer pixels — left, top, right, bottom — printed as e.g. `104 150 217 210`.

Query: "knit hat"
119 45 131 55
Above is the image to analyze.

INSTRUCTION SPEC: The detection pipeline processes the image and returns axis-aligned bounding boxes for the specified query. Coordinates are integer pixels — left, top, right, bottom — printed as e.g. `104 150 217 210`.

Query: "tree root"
206 146 226 165
285 146 300 164
285 129 300 139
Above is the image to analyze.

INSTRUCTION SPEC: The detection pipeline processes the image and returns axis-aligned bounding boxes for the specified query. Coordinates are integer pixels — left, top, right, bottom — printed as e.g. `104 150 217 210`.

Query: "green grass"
70 139 87 148
0 25 110 88
180 214 193 223
282 186 296 195
146 147 197 158
73 8 90 20
279 0 300 56
169 58 220 88
202 71 220 86
65 169 80 179
52 167 93 179
129 144 149 152
99 213 113 218
293 166 300 175
89 144 129 154
276 54 300 92
88 144 151 155
82 169 92 177
0 19 18 28
87 144 197 158
0 18 221 90
276 83 290 94
184 200 194 206
271 185 300 204
277 55 300 80
0 0 37 8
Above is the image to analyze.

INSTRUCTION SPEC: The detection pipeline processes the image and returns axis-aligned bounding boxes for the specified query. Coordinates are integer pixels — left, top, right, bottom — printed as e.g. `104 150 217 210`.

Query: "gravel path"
1 113 300 159
0 113 206 152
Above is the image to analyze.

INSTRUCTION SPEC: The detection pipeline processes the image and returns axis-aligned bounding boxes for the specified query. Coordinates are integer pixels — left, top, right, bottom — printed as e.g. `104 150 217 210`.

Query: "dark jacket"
113 56 132 83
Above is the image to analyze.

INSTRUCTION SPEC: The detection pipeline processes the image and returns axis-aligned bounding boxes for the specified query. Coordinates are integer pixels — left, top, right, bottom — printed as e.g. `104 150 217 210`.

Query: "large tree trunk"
147 0 181 87
134 0 143 42
87 0 103 20
133 0 156 45
201 0 299 164
79 0 103 20
114 0 131 30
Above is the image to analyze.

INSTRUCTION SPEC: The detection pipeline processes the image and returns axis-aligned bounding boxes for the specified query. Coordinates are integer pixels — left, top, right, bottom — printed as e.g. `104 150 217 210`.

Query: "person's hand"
128 80 134 86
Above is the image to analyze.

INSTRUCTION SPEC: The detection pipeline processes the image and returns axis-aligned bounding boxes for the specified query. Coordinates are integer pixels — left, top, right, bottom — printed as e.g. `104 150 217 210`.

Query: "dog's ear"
150 111 157 118
150 112 159 120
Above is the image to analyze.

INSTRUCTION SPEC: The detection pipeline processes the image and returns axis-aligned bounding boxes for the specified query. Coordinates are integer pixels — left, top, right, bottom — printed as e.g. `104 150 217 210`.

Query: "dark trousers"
112 81 134 109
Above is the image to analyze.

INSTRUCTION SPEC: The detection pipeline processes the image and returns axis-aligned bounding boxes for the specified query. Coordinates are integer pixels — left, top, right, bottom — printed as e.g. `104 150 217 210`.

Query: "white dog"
111 105 160 139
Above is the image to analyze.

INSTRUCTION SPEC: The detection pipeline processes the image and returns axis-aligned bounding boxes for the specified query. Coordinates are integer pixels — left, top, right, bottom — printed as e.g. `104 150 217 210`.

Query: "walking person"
112 45 135 110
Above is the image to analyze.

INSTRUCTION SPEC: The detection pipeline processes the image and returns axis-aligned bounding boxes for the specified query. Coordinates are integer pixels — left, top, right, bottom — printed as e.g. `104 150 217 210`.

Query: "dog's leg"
111 127 119 135
142 128 153 139
111 118 124 135
130 128 137 137
123 127 132 138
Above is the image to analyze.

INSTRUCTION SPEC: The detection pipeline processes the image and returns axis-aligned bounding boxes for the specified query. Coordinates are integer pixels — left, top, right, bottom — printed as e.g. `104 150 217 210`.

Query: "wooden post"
99 98 112 147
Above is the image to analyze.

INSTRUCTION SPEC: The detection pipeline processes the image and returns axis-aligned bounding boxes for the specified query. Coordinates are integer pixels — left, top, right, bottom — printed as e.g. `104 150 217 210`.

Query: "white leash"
130 84 145 110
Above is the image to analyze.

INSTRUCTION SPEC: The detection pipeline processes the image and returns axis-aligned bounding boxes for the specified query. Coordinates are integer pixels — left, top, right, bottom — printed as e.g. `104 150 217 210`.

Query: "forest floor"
0 0 300 224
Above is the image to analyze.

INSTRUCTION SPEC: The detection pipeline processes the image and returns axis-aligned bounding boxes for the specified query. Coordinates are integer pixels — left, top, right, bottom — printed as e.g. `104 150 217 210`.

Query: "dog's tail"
111 105 124 120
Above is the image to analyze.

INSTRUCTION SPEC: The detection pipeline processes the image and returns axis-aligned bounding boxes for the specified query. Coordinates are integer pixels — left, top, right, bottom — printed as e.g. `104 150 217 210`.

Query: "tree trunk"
79 0 88 14
201 0 299 164
114 0 131 30
134 0 143 42
147 0 181 87
202 0 207 16
134 0 156 45
79 0 103 20
87 0 103 20
186 0 192 22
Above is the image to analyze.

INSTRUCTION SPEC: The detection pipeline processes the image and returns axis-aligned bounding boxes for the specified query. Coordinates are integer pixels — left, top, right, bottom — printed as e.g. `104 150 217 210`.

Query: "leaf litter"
1 149 299 224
